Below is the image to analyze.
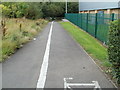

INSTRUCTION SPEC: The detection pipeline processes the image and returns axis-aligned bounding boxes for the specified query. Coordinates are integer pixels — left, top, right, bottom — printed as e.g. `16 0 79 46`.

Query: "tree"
67 2 79 13
26 3 43 19
42 3 64 18
0 4 11 17
1 2 79 19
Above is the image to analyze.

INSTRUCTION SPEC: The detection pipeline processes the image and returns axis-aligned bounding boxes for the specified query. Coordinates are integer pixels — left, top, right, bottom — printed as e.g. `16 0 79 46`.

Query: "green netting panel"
81 13 87 31
96 14 117 44
72 14 78 26
114 14 118 20
65 13 78 26
78 14 82 28
96 14 110 43
87 14 96 37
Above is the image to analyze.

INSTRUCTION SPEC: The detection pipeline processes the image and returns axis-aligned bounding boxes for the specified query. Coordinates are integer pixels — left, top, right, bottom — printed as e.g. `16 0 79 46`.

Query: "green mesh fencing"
65 13 117 44
87 14 96 37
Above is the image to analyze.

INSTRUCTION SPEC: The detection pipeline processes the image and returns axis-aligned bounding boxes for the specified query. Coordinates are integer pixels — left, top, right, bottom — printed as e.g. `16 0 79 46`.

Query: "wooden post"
1 20 6 36
20 23 22 31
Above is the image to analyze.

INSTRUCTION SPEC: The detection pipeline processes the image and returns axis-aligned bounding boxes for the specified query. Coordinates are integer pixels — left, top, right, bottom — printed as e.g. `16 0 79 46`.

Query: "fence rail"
65 13 118 44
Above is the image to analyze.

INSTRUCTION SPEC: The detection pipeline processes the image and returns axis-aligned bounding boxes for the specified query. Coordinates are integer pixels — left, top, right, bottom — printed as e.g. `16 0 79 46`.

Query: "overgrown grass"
60 21 112 69
0 18 48 62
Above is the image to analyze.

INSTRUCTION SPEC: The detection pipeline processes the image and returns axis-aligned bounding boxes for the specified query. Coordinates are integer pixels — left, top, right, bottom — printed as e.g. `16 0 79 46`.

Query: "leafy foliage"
67 2 78 13
1 2 29 18
1 2 78 19
42 3 64 18
0 4 11 17
108 20 120 84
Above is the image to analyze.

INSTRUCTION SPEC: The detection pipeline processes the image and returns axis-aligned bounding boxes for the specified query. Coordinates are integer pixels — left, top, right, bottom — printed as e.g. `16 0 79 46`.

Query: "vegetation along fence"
65 13 118 44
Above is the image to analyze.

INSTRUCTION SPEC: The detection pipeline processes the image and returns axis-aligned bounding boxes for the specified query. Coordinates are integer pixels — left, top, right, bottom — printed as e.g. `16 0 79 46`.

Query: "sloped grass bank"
0 18 48 62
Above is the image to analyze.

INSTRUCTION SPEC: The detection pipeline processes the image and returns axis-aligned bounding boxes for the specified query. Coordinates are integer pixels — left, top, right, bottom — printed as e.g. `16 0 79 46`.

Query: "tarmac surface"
2 22 115 89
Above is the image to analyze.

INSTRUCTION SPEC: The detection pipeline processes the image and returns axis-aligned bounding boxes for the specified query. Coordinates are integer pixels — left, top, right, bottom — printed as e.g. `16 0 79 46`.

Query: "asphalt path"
2 22 116 89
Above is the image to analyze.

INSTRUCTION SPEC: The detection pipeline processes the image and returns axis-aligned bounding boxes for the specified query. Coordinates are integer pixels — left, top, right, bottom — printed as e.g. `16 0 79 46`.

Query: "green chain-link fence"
65 13 117 44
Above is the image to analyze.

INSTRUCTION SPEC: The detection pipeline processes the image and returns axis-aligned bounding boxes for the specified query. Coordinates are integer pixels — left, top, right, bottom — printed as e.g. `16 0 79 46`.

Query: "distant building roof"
79 2 120 11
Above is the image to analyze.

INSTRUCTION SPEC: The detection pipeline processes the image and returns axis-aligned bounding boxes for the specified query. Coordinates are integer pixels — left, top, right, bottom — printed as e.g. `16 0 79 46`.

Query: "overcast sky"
80 0 120 2
1 0 120 2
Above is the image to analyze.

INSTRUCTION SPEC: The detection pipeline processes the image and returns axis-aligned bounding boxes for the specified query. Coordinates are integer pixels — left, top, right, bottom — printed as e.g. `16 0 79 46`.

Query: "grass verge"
0 18 48 62
60 21 112 71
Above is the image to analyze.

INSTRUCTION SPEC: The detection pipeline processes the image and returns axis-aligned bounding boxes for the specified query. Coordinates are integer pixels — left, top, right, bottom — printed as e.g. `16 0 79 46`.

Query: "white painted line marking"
36 21 54 88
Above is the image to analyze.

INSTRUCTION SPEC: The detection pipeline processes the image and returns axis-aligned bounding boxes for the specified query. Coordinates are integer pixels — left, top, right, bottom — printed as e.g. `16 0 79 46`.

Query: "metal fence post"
86 13 89 32
77 14 79 26
95 13 98 38
81 13 82 28
78 14 80 27
111 13 115 21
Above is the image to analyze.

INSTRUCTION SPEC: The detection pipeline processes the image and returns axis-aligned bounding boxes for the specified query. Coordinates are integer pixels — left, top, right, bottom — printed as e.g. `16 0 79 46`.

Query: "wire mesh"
65 13 118 44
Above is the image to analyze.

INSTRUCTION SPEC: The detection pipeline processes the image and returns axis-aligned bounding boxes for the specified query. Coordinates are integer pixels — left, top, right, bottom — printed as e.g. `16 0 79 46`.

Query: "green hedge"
108 20 120 84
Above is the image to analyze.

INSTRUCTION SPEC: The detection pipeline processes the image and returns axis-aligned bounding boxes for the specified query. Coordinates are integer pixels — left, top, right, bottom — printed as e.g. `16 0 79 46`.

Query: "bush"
2 40 16 59
108 20 120 84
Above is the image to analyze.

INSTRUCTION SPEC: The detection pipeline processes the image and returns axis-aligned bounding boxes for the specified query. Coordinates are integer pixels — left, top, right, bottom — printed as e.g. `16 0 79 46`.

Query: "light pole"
66 0 67 13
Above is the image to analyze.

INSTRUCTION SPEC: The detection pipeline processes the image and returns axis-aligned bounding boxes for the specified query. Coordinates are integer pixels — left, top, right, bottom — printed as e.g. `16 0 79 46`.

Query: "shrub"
108 20 120 84
2 40 16 59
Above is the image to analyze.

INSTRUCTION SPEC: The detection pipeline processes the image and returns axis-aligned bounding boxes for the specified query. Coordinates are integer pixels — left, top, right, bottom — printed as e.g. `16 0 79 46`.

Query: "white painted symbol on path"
37 21 54 88
64 78 101 90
